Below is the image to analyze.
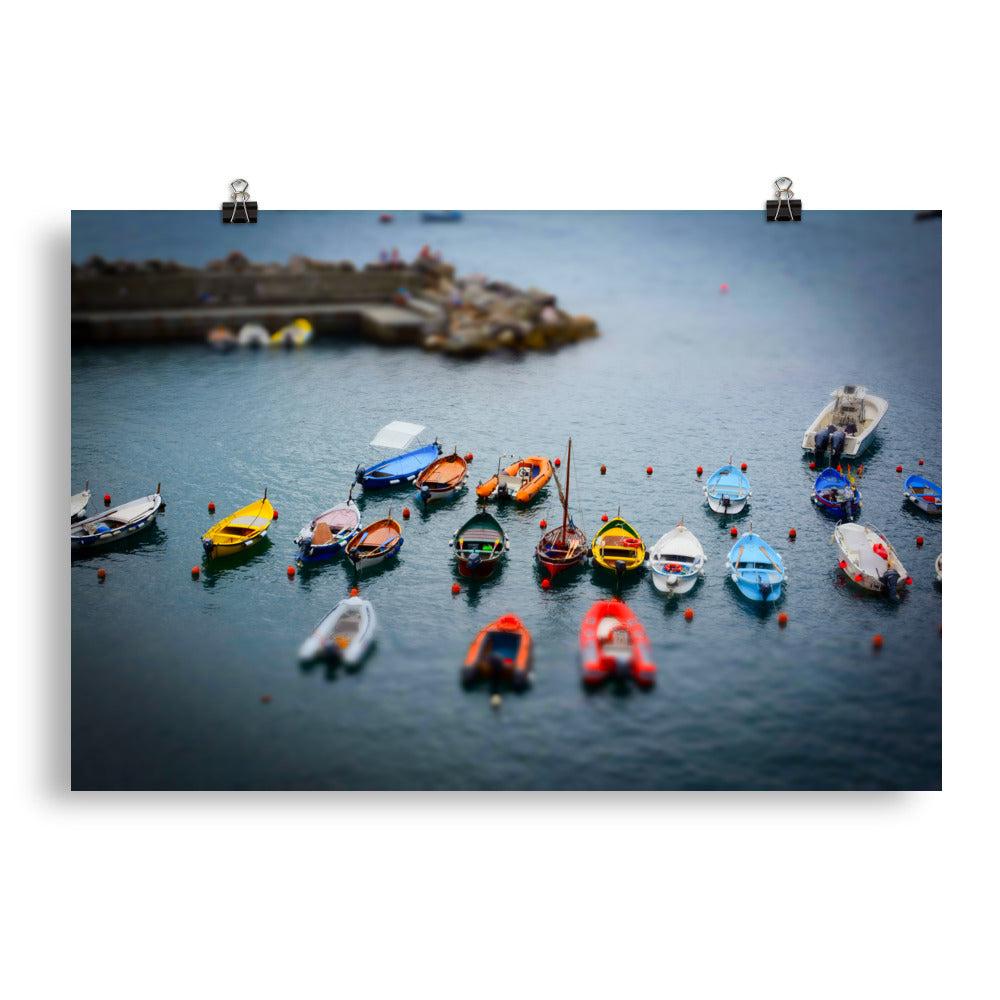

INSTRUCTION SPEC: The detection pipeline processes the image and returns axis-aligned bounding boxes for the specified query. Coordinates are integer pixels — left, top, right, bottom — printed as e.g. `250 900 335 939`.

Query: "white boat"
237 322 270 348
802 385 888 460
648 522 706 596
935 553 942 583
298 596 377 665
71 486 163 553
71 481 91 522
832 522 909 599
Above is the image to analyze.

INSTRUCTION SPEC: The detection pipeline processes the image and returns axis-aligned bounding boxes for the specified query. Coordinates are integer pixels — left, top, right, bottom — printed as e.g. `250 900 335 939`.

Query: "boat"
579 599 656 687
727 529 786 602
202 491 273 558
591 514 646 586
298 595 377 665
476 455 553 504
237 322 270 348
648 521 706 596
421 211 463 222
71 485 163 552
536 439 588 579
451 511 509 578
294 490 362 565
345 513 403 571
802 385 888 461
812 466 862 519
355 421 442 490
904 474 942 514
935 553 942 583
461 614 531 690
832 522 909 599
414 450 468 505
207 325 238 351
705 460 751 515
270 317 313 348
71 481 91 522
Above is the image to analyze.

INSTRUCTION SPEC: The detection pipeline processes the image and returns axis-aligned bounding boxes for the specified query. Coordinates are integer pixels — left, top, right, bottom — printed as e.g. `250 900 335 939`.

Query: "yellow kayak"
202 491 274 558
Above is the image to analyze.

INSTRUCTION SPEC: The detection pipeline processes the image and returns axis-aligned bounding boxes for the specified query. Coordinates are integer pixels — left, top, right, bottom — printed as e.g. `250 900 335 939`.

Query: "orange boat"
579 599 656 687
476 456 552 504
461 614 532 690
415 450 468 504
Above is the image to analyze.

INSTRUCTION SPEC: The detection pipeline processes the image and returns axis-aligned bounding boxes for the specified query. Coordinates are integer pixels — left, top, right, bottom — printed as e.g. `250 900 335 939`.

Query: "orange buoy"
272 509 278 519
466 453 473 462
896 465 903 473
696 466 703 475
684 608 694 621
260 694 272 704
403 508 410 519
600 465 607 475
540 519 547 529
208 502 215 512
646 466 653 475
601 514 609 522
916 536 924 546
541 579 550 589
778 613 788 627
97 567 106 581
788 528 797 539
287 566 295 577
730 526 738 537
191 566 200 578
741 462 747 471
451 583 460 595
720 283 728 293
873 634 883 649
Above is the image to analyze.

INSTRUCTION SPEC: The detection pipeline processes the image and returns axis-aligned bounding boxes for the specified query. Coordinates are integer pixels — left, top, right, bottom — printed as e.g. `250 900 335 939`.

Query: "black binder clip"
766 177 801 222
222 178 257 223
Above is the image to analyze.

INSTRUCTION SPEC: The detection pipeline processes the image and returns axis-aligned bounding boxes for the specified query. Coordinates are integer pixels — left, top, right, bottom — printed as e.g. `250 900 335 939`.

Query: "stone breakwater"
71 251 599 356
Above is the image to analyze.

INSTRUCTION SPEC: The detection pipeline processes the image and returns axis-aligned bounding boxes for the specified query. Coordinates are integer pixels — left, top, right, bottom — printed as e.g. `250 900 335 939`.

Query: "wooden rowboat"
71 481 91 522
71 485 163 553
536 438 587 579
345 514 403 571
591 515 645 583
451 511 508 578
294 491 361 566
415 450 468 505
202 491 273 559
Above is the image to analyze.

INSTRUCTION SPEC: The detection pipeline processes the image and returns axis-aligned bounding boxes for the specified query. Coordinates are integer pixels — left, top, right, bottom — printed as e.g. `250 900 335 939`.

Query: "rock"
525 286 557 308
540 304 561 325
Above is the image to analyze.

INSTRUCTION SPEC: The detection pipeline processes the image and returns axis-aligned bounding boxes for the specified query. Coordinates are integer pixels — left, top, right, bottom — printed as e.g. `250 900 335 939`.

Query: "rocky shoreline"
71 250 599 356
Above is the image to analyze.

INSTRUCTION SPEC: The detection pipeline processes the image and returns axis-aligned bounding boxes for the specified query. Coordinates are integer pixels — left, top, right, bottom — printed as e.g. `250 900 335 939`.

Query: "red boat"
579 600 655 686
461 614 532 690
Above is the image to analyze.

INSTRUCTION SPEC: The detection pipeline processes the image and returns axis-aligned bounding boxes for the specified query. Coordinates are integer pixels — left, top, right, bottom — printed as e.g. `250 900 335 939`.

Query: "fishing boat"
832 522 909 599
202 491 273 559
271 318 313 348
648 521 706 596
802 385 888 461
298 595 377 665
579 599 656 687
476 455 553 504
935 553 942 583
206 325 238 351
591 514 645 587
355 421 442 490
294 490 362 565
904 474 942 514
451 511 509 578
705 460 751 515
71 481 91 522
345 513 403 571
727 529 786 602
536 439 588 579
813 466 862 519
71 485 163 553
421 211 463 222
237 322 270 348
414 450 468 505
461 614 531 690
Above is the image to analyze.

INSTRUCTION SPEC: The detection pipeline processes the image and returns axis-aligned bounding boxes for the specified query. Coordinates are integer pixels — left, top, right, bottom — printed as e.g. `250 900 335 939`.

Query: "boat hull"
415 452 468 504
345 517 404 572
591 517 645 576
579 600 655 686
813 467 862 518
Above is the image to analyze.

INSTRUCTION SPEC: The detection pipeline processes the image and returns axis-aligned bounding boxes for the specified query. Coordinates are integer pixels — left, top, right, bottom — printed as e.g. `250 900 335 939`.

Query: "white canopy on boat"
370 421 426 449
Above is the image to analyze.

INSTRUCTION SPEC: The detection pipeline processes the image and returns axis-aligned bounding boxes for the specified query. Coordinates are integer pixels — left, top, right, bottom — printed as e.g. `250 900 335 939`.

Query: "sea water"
70 210 942 789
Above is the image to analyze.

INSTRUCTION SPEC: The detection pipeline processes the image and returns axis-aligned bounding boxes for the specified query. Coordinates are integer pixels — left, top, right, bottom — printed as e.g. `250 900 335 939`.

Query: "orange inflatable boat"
476 456 553 504
461 614 532 690
579 599 655 686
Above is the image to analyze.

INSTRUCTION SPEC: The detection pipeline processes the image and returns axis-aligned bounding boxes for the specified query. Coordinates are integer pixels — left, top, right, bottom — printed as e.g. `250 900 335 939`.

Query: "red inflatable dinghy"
579 599 655 686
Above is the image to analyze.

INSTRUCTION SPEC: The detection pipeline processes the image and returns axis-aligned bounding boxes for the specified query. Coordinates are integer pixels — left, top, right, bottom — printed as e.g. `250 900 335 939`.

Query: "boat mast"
561 438 572 545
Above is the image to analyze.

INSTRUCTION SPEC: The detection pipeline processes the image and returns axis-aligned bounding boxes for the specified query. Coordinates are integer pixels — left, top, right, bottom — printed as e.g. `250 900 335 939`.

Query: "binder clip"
766 177 801 222
222 178 257 223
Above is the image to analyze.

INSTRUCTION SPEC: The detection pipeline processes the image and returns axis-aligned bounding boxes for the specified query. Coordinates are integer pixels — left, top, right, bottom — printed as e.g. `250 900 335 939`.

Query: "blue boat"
420 211 463 222
704 461 751 514
904 474 942 514
355 421 442 490
728 531 786 602
813 466 861 519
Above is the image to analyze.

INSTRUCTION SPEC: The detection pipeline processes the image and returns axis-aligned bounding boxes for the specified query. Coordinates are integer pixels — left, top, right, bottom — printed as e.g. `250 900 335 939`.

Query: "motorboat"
904 474 941 514
356 421 441 490
414 450 468 504
591 515 645 584
813 466 862 519
728 529 786 602
71 485 163 553
298 595 376 665
802 385 888 461
833 522 909 600
648 521 706 596
476 455 553 504
579 599 655 687
705 461 751 515
345 513 403 571
294 490 362 565
461 614 531 690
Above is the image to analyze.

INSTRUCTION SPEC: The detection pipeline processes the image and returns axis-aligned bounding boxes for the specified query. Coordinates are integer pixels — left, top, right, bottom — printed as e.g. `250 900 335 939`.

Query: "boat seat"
312 522 334 546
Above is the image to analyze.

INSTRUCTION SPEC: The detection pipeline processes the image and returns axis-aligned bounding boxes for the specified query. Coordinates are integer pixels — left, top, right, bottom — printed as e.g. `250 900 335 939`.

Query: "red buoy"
97 567 106 581
741 462 747 471
600 465 607 475
466 453 474 462
916 536 924 546
646 466 653 475
191 566 200 578
451 583 460 595
730 527 738 537
896 465 903 473
272 509 278 519
778 613 788 627
873 634 883 649
788 528 797 539
696 466 703 475
350 587 359 597
839 561 847 569
287 566 295 577
541 579 550 590
208 502 215 512
684 608 694 621
918 459 924 465
905 577 913 585
260 694 272 704
554 458 560 467
855 574 863 582
809 462 816 470
539 519 547 529
601 514 609 522
720 283 728 293
104 494 111 505
403 508 411 519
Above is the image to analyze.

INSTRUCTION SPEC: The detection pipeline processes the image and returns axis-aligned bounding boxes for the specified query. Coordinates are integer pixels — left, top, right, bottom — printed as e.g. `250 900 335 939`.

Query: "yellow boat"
202 491 274 558
271 317 313 348
591 516 646 578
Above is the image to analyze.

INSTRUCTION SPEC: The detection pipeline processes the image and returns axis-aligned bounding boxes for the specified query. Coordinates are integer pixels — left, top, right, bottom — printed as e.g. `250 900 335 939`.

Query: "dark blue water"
71 211 941 789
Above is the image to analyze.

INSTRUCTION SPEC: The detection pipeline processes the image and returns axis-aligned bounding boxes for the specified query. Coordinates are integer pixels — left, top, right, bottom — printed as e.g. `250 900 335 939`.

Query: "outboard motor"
842 499 854 520
814 426 831 461
354 464 366 485
202 537 213 555
613 655 632 682
721 494 731 513
298 530 314 559
831 429 846 466
880 568 901 601
759 578 773 601
497 482 509 501
466 550 481 573
419 484 430 503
